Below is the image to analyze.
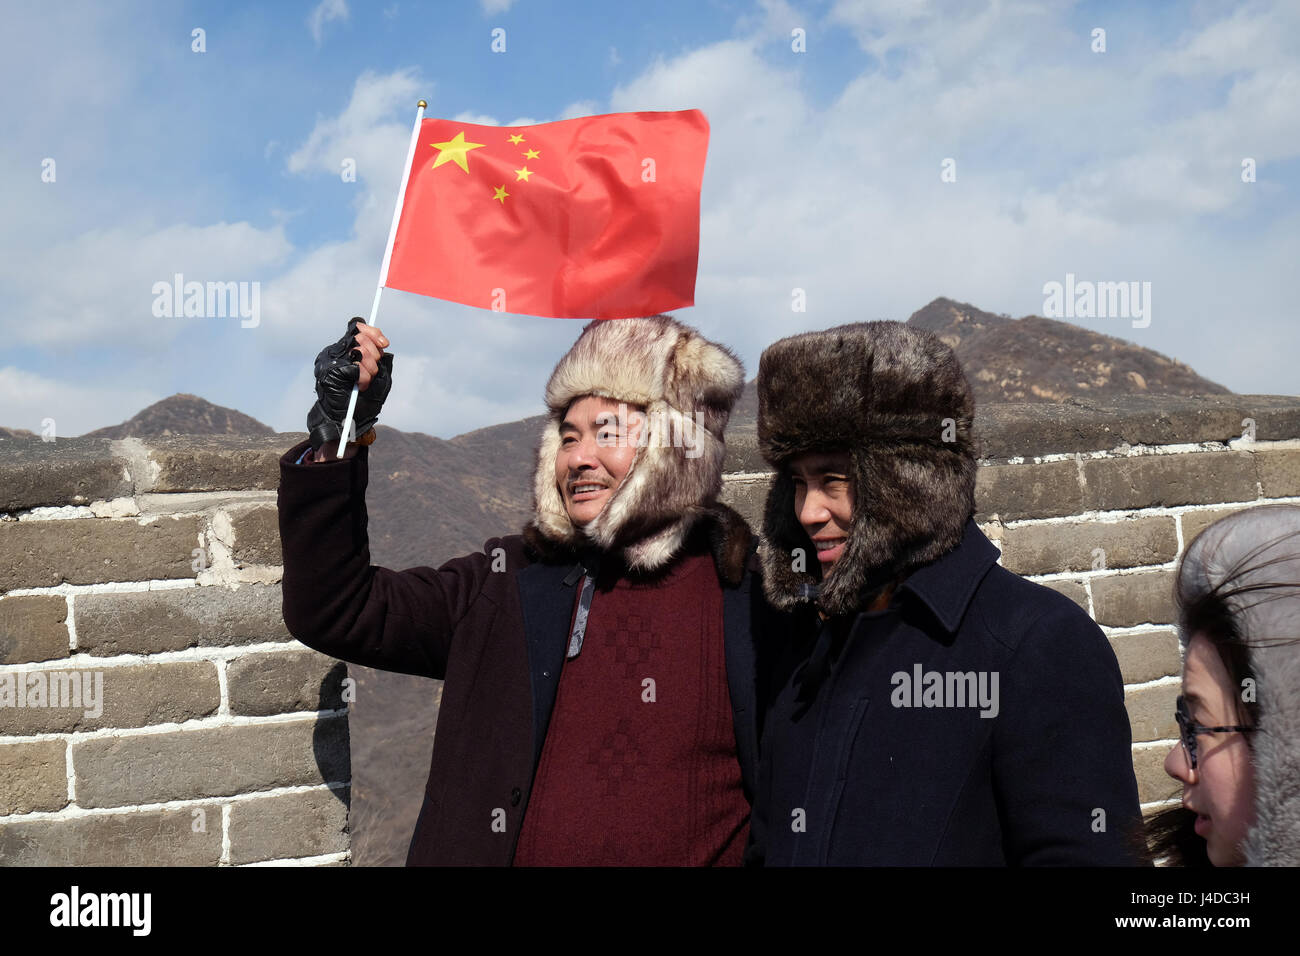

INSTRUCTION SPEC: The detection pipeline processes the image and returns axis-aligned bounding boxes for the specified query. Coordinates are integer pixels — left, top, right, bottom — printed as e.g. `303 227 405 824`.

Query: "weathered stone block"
1109 629 1181 685
0 515 201 592
72 714 349 808
1081 452 1258 512
721 428 764 475
0 739 67 814
1091 569 1177 627
1002 517 1177 575
227 786 350 864
0 438 132 513
227 649 347 716
1125 682 1179 743
228 504 282 567
0 594 69 664
1256 448 1300 498
149 437 287 493
1132 743 1182 806
1180 504 1255 549
975 460 1083 520
0 662 219 736
75 584 291 656
1037 577 1089 611
0 804 223 866
719 476 771 532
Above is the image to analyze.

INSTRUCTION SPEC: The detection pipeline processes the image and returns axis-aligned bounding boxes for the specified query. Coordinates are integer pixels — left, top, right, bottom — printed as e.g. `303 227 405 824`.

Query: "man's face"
790 451 854 569
555 395 644 526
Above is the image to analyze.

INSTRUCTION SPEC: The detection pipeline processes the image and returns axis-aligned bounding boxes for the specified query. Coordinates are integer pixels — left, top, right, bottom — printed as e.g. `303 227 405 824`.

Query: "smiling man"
278 313 776 865
747 320 1144 866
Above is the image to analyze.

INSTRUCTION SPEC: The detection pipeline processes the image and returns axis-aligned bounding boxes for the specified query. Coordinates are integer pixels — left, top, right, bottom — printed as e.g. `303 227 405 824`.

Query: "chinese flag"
384 109 709 319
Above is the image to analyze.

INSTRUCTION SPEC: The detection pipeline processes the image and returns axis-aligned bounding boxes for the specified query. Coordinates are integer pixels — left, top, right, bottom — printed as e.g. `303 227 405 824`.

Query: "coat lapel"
516 560 582 772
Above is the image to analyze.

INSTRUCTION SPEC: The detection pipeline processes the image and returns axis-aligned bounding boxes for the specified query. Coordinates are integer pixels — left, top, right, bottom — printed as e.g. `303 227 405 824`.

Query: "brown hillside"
79 393 275 439
908 297 1230 403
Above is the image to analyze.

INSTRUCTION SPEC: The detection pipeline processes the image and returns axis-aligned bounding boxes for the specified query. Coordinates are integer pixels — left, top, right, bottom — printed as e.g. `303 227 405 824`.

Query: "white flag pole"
335 98 427 460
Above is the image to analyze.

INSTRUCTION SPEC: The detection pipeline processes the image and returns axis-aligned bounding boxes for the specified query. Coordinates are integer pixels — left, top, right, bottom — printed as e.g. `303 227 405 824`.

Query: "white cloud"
558 100 599 120
5 222 292 349
307 0 349 46
4 1 1298 444
600 3 1300 398
288 68 424 182
0 366 162 439
480 0 518 15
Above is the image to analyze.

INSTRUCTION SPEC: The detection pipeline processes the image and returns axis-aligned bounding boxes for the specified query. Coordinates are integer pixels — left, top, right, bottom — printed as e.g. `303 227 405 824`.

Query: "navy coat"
748 518 1145 866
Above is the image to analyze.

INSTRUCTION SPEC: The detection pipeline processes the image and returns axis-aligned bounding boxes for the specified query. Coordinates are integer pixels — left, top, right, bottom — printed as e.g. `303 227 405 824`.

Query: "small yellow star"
507 133 525 145
523 148 540 159
514 166 533 182
429 131 486 173
492 185 510 203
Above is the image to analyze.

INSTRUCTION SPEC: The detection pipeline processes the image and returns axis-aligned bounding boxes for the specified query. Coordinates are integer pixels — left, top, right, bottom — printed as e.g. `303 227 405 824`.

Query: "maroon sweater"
513 543 749 866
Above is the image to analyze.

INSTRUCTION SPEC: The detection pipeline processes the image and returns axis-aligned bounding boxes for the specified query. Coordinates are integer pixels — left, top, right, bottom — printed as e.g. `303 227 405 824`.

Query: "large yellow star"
507 133 525 145
523 148 540 159
429 132 486 173
514 166 533 182
492 185 509 203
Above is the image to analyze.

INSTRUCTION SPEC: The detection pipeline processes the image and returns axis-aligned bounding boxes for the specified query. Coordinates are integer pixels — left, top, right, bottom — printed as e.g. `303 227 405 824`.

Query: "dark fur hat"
756 321 977 616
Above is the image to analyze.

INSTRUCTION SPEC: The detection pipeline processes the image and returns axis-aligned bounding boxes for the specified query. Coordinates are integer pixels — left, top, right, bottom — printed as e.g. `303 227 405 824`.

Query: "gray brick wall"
3 395 1297 864
0 433 349 866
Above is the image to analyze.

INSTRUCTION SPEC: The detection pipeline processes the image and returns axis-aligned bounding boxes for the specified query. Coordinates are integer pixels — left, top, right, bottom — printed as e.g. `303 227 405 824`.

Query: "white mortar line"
996 494 1300 528
1141 798 1182 812
2 707 347 744
0 781 349 824
0 640 309 673
238 851 350 867
216 659 231 717
3 579 200 598
65 740 77 804
978 436 1300 466
221 803 232 865
65 593 78 652
1123 674 1181 691
1099 625 1175 637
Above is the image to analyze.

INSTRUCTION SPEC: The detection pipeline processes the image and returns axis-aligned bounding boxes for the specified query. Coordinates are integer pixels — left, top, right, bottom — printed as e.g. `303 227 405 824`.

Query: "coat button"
542 670 550 678
510 788 522 807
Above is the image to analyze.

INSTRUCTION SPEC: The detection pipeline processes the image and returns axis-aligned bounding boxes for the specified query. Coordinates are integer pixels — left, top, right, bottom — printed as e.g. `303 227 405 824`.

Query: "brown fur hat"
529 314 745 572
756 321 976 615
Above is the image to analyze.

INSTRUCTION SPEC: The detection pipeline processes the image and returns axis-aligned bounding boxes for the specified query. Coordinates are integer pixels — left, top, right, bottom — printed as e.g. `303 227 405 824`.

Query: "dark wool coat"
277 438 777 866
748 518 1146 866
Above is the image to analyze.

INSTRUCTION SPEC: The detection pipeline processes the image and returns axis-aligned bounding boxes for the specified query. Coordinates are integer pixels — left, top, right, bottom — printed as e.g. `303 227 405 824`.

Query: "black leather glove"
307 317 393 451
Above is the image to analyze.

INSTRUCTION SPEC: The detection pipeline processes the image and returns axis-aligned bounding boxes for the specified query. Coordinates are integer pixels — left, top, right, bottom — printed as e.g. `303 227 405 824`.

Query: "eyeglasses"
1174 695 1255 771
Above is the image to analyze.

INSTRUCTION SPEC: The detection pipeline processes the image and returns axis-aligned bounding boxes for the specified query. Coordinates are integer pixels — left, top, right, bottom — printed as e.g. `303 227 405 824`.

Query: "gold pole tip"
417 100 427 109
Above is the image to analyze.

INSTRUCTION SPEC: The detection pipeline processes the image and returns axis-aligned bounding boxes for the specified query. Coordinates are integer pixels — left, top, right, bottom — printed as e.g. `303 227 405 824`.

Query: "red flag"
384 109 709 319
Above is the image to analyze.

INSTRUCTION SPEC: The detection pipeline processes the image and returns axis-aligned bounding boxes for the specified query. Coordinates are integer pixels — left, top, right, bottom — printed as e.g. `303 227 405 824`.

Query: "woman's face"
1162 633 1256 865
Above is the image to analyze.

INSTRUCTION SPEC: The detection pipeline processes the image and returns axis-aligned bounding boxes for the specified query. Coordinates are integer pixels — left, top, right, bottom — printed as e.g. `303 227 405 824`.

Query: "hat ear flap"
759 470 819 610
533 421 576 544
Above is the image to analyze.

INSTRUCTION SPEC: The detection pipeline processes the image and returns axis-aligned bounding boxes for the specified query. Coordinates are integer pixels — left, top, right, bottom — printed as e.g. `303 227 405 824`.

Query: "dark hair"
1143 518 1300 865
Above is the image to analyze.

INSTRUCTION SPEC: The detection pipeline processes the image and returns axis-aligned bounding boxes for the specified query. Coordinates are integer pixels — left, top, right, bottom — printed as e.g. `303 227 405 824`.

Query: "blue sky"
1 0 1297 438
